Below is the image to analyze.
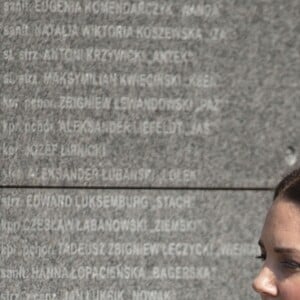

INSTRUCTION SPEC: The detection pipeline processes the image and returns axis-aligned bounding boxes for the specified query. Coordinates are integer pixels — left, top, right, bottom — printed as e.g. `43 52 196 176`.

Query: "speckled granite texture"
1 0 299 187
0 189 272 299
0 1 299 299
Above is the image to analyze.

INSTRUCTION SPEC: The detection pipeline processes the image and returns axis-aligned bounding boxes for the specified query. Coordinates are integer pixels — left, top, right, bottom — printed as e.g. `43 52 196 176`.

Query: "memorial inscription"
1 1 298 186
0 189 271 299
0 2 299 298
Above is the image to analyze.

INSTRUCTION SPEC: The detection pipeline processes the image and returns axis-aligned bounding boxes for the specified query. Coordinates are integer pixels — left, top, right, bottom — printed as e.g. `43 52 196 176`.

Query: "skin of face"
252 198 300 299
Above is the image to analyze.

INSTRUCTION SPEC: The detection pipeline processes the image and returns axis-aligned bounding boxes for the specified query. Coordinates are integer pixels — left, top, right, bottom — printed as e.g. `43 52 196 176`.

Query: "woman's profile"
252 168 300 298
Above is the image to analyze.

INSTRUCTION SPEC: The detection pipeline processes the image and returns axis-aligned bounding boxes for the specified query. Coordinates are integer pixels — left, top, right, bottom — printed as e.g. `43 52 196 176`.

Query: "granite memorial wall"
1 0 299 299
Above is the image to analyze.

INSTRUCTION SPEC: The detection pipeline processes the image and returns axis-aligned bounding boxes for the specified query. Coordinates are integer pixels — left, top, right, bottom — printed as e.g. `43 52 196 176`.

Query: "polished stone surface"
0 189 272 299
1 0 299 186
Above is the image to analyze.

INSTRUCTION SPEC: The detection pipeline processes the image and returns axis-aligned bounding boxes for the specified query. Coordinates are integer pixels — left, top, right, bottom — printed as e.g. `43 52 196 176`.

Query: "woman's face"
252 198 300 299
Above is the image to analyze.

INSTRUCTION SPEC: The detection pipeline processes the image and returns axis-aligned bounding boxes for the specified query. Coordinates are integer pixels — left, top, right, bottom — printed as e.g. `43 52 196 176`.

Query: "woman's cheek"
279 279 300 300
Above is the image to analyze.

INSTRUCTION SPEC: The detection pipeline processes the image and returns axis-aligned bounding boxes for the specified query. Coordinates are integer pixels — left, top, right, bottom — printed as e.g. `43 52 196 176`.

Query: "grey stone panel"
0 189 272 299
1 0 300 186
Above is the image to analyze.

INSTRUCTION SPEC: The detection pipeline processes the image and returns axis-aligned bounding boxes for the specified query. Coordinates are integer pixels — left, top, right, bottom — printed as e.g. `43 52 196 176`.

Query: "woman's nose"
252 265 278 297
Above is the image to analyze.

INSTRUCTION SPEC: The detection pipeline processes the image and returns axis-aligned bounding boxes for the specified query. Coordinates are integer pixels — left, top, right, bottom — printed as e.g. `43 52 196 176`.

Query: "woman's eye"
281 260 300 270
255 254 266 261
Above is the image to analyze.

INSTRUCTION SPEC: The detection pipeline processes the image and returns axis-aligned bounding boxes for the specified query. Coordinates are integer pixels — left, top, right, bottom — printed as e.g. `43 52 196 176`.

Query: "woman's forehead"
269 198 300 220
261 199 300 246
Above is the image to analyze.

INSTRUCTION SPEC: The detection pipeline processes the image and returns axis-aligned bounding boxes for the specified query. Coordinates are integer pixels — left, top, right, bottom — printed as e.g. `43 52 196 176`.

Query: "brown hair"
273 167 300 201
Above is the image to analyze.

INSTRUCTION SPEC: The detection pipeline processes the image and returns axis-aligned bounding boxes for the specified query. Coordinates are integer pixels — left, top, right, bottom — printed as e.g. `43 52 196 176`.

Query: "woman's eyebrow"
258 240 300 254
274 247 300 254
